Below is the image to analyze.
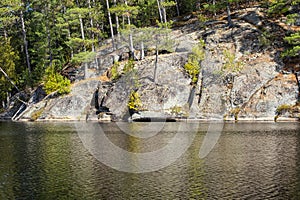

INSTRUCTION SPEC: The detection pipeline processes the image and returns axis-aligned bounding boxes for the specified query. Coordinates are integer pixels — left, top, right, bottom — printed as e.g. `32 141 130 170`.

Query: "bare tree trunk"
6 92 10 109
122 16 125 29
67 27 74 58
154 45 159 83
79 15 86 51
156 0 163 23
160 0 167 23
62 5 74 58
162 7 167 23
106 0 115 50
46 24 52 65
113 0 121 46
84 63 88 79
88 0 99 69
226 1 233 27
213 0 216 17
140 41 144 60
4 29 7 40
88 0 95 52
124 0 134 59
128 17 134 59
0 67 19 92
20 10 31 73
45 3 53 66
174 0 180 16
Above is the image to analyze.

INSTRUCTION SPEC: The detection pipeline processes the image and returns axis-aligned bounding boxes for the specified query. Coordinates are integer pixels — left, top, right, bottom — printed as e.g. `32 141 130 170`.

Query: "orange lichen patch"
72 74 111 87
274 73 283 81
274 73 297 82
99 74 110 82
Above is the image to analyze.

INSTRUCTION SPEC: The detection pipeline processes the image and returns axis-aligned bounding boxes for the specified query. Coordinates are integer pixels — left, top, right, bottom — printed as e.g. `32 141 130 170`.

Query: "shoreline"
0 117 299 123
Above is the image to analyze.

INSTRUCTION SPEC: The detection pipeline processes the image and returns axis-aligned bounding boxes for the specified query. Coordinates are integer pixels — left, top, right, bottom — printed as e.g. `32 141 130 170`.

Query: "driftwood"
0 67 19 92
12 89 58 121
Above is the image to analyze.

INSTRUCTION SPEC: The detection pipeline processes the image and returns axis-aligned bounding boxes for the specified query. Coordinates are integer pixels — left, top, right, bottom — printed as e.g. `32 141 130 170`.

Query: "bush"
71 51 96 65
43 66 71 95
111 62 120 80
222 50 243 73
184 39 205 85
276 104 293 115
128 91 142 111
123 59 135 74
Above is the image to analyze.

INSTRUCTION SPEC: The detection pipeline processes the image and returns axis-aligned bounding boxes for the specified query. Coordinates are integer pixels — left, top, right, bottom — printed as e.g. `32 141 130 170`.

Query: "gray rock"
239 74 298 119
24 79 101 121
241 10 262 26
7 7 299 122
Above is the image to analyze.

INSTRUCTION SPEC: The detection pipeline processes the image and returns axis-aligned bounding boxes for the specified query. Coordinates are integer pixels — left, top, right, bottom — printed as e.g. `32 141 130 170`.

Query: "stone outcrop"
1 7 299 122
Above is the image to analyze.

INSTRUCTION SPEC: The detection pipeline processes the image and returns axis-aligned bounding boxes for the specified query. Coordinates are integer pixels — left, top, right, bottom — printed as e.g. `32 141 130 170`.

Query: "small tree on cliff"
150 22 174 83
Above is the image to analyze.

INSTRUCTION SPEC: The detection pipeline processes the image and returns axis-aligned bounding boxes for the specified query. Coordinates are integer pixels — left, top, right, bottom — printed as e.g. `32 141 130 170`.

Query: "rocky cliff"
2 7 299 122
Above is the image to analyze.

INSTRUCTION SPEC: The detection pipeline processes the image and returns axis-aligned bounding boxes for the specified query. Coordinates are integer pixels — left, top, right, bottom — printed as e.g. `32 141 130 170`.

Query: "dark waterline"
0 121 300 199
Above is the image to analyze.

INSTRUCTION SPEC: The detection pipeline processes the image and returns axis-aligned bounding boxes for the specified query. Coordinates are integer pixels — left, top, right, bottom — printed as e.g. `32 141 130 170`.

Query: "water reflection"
0 121 299 199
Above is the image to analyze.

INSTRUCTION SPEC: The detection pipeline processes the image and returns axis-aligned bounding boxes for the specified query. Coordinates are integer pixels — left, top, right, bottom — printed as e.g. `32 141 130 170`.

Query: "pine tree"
0 37 19 108
148 23 174 83
283 32 300 57
268 0 300 57
110 1 139 57
0 0 21 39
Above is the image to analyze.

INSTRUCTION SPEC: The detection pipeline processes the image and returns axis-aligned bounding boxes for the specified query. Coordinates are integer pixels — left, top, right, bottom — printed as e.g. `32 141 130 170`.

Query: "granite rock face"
3 8 299 121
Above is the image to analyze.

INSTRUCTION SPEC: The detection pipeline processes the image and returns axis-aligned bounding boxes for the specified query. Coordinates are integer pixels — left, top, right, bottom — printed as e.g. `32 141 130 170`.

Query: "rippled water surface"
0 121 300 199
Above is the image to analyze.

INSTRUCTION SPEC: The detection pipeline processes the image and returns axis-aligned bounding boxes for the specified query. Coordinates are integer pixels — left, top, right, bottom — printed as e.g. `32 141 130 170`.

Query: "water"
0 121 300 199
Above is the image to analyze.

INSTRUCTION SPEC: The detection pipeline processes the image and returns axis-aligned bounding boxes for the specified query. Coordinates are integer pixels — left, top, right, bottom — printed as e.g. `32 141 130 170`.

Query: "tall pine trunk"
140 41 144 60
113 0 120 46
154 45 159 83
161 0 167 23
174 0 180 16
3 29 7 40
106 0 115 50
79 15 86 51
124 0 134 59
213 0 216 17
156 0 163 23
226 1 233 27
88 0 95 52
20 10 31 73
46 4 53 66
88 0 99 69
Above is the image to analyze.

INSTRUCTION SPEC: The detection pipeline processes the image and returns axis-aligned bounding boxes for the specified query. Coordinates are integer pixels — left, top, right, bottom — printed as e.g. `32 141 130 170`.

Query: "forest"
0 0 299 110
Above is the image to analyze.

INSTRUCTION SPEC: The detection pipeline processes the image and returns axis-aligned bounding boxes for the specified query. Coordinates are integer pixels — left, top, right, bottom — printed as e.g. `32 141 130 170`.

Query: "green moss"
170 105 189 118
276 104 293 115
229 107 241 121
171 105 182 115
30 107 44 121
111 62 120 80
275 104 297 122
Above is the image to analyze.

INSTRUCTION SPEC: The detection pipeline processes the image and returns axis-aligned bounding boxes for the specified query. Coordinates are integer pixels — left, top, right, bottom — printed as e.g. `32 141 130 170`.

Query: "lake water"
0 121 300 199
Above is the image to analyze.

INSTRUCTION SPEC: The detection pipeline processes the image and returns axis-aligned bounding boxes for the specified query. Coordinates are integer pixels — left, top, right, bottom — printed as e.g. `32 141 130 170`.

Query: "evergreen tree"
0 38 19 108
283 32 300 57
110 1 139 57
268 0 300 57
